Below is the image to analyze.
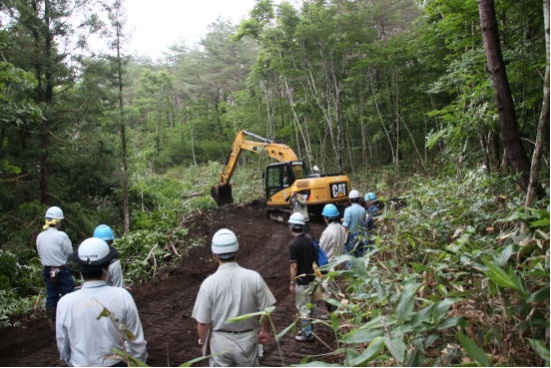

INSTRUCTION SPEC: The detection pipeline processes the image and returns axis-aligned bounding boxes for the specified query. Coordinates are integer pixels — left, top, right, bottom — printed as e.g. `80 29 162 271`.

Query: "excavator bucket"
211 183 233 205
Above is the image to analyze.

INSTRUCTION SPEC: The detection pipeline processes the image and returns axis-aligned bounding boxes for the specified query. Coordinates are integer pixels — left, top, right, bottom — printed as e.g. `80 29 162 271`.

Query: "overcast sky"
125 0 258 59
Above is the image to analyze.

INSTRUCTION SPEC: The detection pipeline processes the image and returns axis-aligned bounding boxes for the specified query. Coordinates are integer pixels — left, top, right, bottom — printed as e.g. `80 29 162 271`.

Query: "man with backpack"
288 212 316 342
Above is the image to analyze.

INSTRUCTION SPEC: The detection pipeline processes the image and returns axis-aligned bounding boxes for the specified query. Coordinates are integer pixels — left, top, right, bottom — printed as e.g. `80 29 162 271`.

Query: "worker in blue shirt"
342 190 366 258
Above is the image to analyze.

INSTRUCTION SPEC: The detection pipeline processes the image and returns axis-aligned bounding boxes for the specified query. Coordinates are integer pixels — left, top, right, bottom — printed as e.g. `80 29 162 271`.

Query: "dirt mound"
0 202 336 367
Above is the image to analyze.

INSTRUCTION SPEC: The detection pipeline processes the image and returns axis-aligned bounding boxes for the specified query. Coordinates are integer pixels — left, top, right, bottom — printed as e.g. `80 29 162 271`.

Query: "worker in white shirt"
36 206 75 322
192 228 276 366
56 237 148 367
290 190 310 234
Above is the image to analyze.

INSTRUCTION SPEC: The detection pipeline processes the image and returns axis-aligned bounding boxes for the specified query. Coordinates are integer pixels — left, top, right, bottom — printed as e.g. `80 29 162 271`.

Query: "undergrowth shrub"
311 168 549 366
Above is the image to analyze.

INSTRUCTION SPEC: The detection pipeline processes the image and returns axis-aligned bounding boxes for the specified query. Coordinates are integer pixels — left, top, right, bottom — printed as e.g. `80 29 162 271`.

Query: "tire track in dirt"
0 202 337 367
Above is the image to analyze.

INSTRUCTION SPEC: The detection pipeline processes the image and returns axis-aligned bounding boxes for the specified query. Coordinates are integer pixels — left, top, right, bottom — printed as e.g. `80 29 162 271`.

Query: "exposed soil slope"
0 202 335 367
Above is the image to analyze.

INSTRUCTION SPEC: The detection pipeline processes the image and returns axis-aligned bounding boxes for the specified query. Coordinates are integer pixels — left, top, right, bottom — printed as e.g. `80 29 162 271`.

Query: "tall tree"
2 0 102 203
525 0 550 206
102 0 131 233
0 62 44 178
478 0 531 191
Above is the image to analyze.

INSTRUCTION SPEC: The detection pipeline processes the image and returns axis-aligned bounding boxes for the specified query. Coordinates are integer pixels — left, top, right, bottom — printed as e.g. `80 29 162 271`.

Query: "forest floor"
0 201 337 367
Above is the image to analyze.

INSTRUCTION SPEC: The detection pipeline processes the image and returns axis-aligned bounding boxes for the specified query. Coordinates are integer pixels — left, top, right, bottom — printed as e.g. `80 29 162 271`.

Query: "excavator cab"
265 161 307 198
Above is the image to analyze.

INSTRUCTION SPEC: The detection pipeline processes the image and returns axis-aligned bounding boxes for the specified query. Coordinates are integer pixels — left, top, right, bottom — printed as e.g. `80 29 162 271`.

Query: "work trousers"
295 284 314 337
209 330 258 367
43 266 75 317
344 232 365 257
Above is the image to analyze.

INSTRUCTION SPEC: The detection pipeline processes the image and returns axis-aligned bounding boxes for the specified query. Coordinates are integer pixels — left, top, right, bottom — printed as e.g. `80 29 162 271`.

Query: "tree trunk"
525 0 550 206
39 0 54 204
281 75 312 165
478 129 491 173
369 76 396 167
40 121 49 203
110 0 130 234
478 0 532 191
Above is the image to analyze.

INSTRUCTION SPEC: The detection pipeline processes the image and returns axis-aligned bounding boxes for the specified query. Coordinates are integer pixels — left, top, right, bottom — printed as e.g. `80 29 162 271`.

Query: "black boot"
46 307 56 330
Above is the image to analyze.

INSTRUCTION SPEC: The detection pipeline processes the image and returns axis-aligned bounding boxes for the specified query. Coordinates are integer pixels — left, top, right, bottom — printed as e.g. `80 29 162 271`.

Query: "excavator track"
266 208 291 224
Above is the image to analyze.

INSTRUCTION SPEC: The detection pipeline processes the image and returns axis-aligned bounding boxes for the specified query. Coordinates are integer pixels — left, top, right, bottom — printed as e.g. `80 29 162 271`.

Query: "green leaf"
225 306 275 323
341 325 384 343
179 355 211 367
456 332 491 366
348 337 384 366
297 361 340 367
384 335 407 364
111 348 149 367
495 244 514 267
526 287 550 303
528 338 550 366
276 321 296 340
432 298 458 321
96 307 112 320
530 218 550 228
411 262 427 273
396 281 421 322
436 316 463 330
483 260 527 295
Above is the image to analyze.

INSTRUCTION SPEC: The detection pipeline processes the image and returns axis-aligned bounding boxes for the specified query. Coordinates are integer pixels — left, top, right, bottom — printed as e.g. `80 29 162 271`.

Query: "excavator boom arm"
218 130 299 186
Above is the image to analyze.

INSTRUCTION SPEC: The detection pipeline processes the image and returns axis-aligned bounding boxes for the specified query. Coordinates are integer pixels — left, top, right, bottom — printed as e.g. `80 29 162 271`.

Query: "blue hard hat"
321 204 339 218
93 224 115 242
364 192 377 202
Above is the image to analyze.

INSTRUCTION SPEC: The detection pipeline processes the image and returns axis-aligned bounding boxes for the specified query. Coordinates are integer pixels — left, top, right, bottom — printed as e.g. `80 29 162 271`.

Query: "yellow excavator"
211 130 351 217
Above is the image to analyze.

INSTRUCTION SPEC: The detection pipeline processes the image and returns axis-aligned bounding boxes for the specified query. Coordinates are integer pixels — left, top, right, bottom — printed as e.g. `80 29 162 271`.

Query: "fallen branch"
167 241 180 257
182 192 203 200
144 244 159 278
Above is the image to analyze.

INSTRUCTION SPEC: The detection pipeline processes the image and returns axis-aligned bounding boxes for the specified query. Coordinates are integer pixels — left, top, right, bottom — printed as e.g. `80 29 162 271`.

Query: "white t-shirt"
192 262 276 332
107 259 125 288
320 222 347 261
36 227 73 266
56 280 148 367
291 193 310 221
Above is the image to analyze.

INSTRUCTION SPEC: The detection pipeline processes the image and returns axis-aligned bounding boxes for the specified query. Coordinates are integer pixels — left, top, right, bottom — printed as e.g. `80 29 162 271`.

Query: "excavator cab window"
266 164 291 198
265 161 307 199
291 163 306 180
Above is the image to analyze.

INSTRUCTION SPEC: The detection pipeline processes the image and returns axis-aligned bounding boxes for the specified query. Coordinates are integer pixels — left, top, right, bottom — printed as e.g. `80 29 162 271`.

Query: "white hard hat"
349 190 360 199
77 237 117 266
211 228 239 255
45 206 64 219
288 212 305 226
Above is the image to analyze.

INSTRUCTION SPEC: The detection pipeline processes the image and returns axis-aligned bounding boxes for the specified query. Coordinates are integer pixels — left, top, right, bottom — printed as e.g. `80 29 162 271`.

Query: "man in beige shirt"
192 228 276 366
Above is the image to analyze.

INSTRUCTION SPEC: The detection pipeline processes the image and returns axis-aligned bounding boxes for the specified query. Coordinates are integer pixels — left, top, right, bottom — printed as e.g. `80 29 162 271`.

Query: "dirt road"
0 202 336 367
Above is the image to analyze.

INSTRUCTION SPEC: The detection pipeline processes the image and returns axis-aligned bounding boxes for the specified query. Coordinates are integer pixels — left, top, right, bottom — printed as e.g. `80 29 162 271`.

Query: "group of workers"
35 189 380 367
287 188 381 343
36 206 145 366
